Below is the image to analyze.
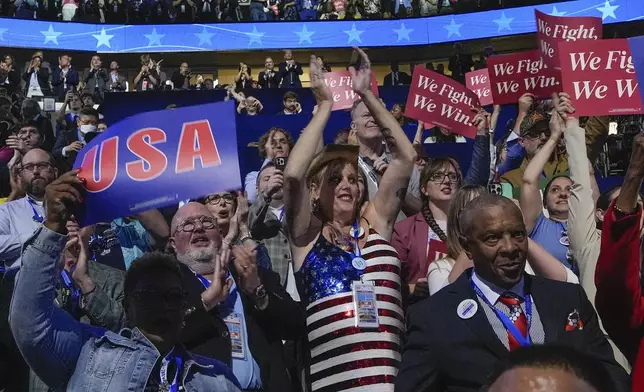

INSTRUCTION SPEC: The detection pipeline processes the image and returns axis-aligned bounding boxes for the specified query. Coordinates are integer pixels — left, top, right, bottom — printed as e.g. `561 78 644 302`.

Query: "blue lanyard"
352 220 362 258
194 271 211 289
60 269 81 313
278 208 285 222
160 348 183 392
27 198 44 223
471 280 532 347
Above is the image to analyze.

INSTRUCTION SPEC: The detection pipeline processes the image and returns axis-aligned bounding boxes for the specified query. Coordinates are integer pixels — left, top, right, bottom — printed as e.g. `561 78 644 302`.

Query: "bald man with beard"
169 202 305 392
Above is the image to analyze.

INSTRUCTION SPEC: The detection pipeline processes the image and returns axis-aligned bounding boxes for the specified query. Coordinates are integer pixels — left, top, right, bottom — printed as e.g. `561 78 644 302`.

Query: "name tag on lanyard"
352 280 379 329
224 313 246 359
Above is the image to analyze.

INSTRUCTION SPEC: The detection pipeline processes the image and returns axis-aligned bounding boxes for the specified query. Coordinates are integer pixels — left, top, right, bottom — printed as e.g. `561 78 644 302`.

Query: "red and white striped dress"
295 227 404 392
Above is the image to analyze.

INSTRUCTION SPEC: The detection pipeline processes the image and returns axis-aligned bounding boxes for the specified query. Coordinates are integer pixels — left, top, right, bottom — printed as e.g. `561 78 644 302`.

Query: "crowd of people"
0 0 561 23
0 42 643 392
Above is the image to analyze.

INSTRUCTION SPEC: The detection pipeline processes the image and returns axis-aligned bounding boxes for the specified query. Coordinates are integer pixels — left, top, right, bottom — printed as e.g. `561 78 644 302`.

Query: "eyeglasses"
429 172 458 183
204 193 235 205
175 216 216 234
131 288 187 309
20 162 52 173
522 128 551 139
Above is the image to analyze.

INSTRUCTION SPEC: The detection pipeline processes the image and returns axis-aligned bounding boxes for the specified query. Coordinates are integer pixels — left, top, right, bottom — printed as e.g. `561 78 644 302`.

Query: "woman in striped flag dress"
282 48 417 392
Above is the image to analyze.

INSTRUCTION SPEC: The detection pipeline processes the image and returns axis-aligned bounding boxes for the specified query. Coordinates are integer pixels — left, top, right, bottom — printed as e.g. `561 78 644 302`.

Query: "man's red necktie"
497 294 528 351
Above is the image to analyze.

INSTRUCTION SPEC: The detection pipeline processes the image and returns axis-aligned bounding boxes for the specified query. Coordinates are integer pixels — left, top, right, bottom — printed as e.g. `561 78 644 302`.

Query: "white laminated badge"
224 313 246 359
352 281 380 329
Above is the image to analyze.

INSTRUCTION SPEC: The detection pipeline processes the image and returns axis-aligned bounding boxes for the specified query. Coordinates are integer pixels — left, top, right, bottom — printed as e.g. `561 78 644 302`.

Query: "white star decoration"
0 28 7 41
194 27 215 46
596 0 619 20
549 6 566 16
295 25 315 44
443 18 463 38
246 26 265 46
144 28 165 46
493 12 514 33
393 22 413 42
92 28 114 49
41 24 62 45
343 23 364 44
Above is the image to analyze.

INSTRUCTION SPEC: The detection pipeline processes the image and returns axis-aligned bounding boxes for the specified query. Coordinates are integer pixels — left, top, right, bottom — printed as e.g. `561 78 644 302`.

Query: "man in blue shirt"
170 202 306 391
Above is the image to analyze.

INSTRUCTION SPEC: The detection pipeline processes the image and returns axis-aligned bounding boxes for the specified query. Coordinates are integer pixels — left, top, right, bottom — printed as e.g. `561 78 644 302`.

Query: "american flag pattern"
296 228 404 392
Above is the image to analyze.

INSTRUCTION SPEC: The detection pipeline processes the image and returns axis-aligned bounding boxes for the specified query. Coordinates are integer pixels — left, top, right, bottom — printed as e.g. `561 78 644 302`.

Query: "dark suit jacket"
22 68 51 96
82 67 109 97
51 67 79 101
383 71 411 86
179 262 306 392
258 70 281 89
394 270 630 392
278 62 303 88
53 113 81 170
106 72 128 92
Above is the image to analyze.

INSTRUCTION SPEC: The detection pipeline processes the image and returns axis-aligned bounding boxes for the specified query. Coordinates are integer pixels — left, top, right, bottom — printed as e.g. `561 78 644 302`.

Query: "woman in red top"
595 132 644 389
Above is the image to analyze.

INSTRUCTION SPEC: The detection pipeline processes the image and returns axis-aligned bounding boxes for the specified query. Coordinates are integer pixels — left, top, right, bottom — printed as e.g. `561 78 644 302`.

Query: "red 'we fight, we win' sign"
404 67 479 139
487 50 560 105
559 39 643 116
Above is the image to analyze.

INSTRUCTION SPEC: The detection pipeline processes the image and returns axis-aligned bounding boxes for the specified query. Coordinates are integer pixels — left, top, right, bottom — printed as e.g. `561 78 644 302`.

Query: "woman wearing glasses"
201 191 272 270
392 157 463 303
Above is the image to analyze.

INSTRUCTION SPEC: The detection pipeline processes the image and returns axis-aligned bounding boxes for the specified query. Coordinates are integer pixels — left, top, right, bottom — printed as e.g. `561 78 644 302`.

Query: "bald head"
170 202 221 275
22 148 53 166
171 202 213 234
460 194 522 237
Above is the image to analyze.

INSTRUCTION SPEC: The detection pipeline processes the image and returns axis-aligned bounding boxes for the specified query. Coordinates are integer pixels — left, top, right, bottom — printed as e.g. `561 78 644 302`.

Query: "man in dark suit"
170 202 305 392
383 61 411 86
52 107 99 170
395 194 629 392
106 61 128 92
279 50 303 89
51 54 79 102
82 55 109 100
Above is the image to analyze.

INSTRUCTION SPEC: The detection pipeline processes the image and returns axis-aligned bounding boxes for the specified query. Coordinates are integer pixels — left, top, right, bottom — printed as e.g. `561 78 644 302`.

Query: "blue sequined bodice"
295 234 362 306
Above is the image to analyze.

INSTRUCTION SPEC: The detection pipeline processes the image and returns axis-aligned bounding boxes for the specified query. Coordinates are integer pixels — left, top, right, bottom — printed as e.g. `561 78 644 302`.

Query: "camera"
274 157 287 171
598 115 644 176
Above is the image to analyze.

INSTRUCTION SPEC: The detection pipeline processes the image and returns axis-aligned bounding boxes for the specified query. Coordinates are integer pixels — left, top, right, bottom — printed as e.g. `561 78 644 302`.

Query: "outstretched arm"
283 56 334 269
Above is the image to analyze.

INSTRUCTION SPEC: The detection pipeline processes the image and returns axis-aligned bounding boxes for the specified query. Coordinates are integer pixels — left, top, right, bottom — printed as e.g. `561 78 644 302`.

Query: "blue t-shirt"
529 213 576 274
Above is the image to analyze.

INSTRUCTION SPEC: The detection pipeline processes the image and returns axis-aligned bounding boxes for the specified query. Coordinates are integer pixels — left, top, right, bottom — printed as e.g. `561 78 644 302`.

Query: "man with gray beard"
0 148 58 391
170 202 305 392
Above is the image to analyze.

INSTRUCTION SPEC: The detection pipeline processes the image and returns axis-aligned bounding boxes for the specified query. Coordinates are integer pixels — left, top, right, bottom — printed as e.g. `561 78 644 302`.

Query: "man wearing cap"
500 95 608 192
500 110 569 191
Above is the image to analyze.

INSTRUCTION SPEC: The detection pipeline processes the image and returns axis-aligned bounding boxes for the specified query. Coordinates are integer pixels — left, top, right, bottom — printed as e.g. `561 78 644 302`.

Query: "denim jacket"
10 226 241 392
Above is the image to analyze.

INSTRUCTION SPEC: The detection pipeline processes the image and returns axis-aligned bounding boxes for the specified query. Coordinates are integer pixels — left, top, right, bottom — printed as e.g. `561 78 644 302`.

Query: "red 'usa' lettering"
175 120 221 173
126 128 168 181
80 136 119 193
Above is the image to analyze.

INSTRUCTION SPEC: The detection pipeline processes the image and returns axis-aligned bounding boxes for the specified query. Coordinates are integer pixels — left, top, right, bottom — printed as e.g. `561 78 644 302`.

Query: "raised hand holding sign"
73 101 241 226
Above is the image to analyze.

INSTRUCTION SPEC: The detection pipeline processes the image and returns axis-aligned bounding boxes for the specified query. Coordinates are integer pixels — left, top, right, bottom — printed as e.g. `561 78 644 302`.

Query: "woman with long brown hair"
391 156 465 300
283 48 416 392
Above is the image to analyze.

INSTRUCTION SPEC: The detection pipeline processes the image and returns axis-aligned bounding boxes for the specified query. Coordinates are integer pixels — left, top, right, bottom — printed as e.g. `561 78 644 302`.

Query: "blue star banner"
0 0 640 52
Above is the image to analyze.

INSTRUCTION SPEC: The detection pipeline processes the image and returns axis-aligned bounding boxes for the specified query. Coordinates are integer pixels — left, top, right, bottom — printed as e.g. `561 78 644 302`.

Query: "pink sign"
466 69 493 106
535 10 602 71
323 71 379 111
559 39 643 116
487 50 561 105
404 67 480 139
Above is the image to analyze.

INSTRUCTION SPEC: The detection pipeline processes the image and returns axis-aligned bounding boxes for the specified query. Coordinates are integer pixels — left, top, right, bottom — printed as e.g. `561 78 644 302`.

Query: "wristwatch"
253 284 267 300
